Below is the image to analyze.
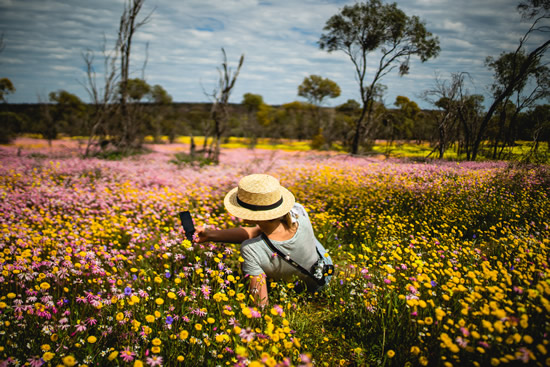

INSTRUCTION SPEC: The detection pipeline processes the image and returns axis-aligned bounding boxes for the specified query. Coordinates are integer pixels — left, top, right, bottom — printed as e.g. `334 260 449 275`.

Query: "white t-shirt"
240 203 321 287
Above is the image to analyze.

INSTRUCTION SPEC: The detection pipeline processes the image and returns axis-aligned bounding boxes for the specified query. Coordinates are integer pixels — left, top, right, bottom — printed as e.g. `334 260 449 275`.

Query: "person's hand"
194 225 210 243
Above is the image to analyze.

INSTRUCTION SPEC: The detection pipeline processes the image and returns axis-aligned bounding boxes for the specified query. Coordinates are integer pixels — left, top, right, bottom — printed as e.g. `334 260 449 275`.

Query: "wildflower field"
1 139 549 367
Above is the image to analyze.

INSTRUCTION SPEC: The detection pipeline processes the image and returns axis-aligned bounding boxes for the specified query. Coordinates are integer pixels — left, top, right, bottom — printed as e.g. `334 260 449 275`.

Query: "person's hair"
273 212 296 230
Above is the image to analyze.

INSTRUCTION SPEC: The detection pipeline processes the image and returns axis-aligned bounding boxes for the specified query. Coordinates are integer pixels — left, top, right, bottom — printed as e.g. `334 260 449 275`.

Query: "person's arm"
195 225 261 244
249 273 268 307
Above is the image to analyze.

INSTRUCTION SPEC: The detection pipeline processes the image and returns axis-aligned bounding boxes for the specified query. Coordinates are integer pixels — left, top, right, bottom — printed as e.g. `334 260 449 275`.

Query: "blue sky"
0 0 547 109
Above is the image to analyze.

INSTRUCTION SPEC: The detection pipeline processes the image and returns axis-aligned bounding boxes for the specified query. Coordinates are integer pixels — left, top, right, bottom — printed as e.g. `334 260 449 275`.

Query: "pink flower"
27 356 44 367
146 355 163 366
120 348 135 362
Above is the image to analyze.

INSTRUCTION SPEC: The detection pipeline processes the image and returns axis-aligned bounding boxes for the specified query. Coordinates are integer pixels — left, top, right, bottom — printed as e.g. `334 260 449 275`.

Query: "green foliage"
169 152 215 168
47 90 87 138
123 78 152 102
150 84 172 104
0 111 25 144
0 77 15 102
242 93 264 111
337 99 361 114
298 75 341 106
93 146 151 160
310 130 326 150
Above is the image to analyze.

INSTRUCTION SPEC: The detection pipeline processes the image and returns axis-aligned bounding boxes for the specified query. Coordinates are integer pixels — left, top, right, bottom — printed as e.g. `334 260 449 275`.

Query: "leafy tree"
124 78 151 102
242 93 264 111
241 93 264 145
297 75 341 149
150 84 172 105
0 78 15 102
471 0 550 160
148 84 173 143
40 90 87 145
485 51 550 159
297 75 341 106
337 99 361 114
0 111 25 144
319 0 440 154
276 101 316 141
393 96 420 140
49 90 87 136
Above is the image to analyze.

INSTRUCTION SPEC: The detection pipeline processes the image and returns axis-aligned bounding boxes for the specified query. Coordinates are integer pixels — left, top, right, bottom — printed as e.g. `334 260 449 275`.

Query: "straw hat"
224 174 295 221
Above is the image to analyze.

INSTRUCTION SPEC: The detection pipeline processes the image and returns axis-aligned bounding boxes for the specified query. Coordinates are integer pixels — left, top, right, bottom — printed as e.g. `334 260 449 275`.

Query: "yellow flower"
524 335 533 344
7 293 15 299
216 334 229 343
207 317 215 324
134 361 144 367
155 298 164 305
87 336 97 344
387 350 395 358
177 355 184 362
410 346 420 355
145 314 155 323
40 282 50 290
152 346 161 354
116 312 124 321
108 351 118 361
62 355 77 366
42 352 55 361
41 344 51 351
179 330 189 340
435 308 446 321
236 346 249 357
0 302 6 309
167 292 176 299
195 324 202 331
536 344 547 355
152 338 162 346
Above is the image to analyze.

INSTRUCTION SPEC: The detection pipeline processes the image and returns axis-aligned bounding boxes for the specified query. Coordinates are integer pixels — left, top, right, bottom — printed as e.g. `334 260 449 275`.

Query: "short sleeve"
240 241 265 276
291 203 309 220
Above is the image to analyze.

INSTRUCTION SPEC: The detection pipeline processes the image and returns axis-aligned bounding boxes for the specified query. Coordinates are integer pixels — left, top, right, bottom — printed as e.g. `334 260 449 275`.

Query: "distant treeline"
2 98 549 160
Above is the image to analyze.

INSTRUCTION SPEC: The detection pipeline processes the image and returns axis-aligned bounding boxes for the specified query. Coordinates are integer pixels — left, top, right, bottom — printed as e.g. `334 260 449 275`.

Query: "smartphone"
179 211 195 241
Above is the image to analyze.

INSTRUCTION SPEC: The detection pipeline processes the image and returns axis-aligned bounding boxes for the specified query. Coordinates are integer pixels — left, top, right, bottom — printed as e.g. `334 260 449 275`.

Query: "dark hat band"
236 195 284 211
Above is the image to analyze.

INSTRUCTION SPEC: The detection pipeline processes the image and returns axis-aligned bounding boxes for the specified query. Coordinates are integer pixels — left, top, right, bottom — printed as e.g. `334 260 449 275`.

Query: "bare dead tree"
206 48 244 162
422 73 464 159
80 0 153 157
117 0 153 151
80 39 119 157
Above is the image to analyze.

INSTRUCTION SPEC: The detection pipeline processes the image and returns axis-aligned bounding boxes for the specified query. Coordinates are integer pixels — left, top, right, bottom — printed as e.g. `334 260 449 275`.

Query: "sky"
0 0 547 109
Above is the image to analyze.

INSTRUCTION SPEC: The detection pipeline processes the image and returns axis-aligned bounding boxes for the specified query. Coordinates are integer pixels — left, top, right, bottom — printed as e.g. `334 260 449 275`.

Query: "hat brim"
224 186 295 221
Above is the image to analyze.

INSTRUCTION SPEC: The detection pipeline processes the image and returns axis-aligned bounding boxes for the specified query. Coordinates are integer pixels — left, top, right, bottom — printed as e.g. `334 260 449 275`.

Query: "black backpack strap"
261 233 324 286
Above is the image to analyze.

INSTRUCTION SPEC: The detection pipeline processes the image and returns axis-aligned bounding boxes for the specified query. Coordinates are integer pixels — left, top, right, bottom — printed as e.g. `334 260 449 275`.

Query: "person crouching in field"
195 174 333 306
